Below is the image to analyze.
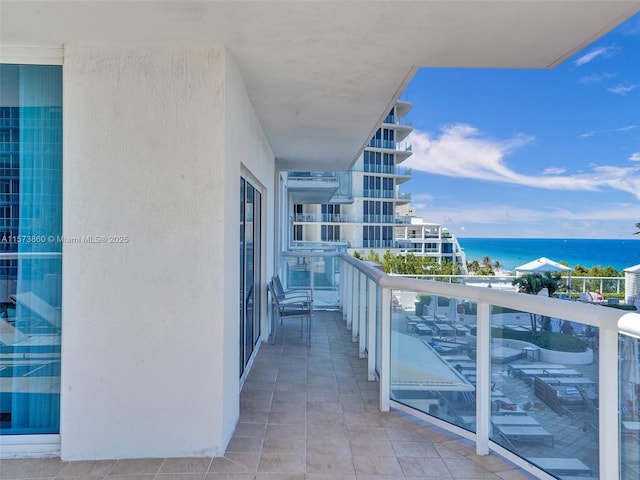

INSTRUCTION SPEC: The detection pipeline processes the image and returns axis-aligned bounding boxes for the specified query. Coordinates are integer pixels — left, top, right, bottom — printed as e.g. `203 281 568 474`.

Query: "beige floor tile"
494 468 539 480
344 411 385 427
159 458 212 474
391 440 441 458
357 476 406 480
104 475 156 480
237 410 269 424
348 437 396 457
254 473 305 480
232 421 266 438
225 436 263 454
264 423 305 441
205 474 255 480
155 474 206 480
209 454 259 474
267 410 306 425
306 455 355 475
256 454 305 474
0 458 67 479
307 424 349 441
307 400 343 414
398 457 453 478
442 457 500 479
305 474 356 480
109 458 163 475
261 436 305 455
306 437 351 456
352 455 404 476
306 410 345 425
57 460 117 477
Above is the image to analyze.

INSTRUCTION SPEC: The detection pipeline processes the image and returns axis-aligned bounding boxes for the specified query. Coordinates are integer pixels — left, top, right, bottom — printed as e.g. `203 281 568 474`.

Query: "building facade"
291 100 466 269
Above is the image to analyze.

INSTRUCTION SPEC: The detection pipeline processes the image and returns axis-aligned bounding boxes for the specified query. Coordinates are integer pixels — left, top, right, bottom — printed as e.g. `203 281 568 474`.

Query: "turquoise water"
459 238 640 273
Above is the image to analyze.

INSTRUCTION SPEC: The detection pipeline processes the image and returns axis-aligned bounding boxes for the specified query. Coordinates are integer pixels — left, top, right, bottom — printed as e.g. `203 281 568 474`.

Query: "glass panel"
620 333 640 480
244 184 254 367
490 308 599 477
374 282 381 377
239 178 245 376
0 64 62 435
252 190 261 348
390 291 475 425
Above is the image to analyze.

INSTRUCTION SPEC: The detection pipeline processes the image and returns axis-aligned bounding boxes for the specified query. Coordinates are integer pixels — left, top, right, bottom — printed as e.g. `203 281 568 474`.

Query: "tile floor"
0 311 538 480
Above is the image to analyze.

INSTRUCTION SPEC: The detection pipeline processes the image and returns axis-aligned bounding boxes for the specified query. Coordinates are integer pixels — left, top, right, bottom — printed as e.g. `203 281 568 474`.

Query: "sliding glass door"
239 178 261 378
0 64 63 435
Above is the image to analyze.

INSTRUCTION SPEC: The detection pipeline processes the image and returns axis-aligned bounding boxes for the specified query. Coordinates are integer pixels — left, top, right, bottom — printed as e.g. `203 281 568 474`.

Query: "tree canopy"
354 249 462 275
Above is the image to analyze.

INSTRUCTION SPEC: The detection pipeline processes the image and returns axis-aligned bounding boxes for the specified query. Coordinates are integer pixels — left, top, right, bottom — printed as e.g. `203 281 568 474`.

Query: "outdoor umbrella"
515 256 572 293
428 295 439 317
448 298 458 322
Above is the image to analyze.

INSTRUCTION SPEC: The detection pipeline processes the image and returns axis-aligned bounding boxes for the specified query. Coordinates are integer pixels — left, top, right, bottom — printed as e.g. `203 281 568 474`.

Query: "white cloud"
630 152 640 162
578 72 615 85
580 125 637 138
574 46 616 66
412 202 640 226
405 125 640 199
608 83 638 95
542 167 566 175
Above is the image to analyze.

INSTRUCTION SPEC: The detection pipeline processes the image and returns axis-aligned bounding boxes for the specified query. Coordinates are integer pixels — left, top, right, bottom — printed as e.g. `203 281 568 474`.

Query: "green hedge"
415 294 450 306
469 326 588 352
490 305 524 315
493 327 588 352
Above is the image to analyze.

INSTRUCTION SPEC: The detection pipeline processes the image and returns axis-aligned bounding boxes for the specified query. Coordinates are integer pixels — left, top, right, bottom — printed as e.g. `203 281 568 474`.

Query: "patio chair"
271 275 312 305
268 280 312 346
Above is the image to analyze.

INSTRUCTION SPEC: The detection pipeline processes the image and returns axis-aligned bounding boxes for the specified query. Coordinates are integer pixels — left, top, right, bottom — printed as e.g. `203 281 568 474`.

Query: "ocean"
458 238 640 273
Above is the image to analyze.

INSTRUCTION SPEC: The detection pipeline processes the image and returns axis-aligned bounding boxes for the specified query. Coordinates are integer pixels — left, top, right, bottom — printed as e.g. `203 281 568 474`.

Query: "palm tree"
512 272 562 332
635 222 640 235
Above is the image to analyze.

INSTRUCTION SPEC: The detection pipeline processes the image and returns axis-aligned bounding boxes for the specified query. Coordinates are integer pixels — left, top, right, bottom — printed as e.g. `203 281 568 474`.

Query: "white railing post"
355 272 366 343
342 262 350 323
475 301 491 456
599 327 619 480
379 287 391 412
349 272 358 331
367 279 377 377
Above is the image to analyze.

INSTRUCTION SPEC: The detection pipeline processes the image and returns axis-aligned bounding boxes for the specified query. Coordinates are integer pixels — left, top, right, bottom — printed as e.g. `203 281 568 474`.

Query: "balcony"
275 250 640 479
1 308 536 479
293 213 354 223
287 172 340 204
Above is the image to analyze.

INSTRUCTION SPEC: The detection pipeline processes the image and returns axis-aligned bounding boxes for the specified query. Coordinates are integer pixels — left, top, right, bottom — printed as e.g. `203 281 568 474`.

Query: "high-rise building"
290 100 466 269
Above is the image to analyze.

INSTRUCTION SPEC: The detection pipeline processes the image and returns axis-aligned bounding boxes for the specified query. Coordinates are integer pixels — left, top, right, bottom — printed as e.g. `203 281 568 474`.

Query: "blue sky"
401 12 640 239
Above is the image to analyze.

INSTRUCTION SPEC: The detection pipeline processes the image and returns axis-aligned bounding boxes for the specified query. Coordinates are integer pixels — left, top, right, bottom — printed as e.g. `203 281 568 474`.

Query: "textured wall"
61 45 273 459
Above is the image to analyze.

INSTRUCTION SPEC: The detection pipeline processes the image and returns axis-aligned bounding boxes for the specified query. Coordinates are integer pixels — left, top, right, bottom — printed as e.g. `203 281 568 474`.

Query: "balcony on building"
286 171 340 204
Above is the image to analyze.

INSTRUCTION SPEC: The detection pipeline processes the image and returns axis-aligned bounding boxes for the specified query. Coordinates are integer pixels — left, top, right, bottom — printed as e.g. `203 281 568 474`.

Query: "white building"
0 0 638 462
289 100 465 269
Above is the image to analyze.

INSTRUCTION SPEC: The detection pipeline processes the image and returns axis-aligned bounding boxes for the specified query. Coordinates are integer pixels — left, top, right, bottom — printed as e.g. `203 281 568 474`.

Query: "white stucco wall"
61 45 274 460
222 51 275 445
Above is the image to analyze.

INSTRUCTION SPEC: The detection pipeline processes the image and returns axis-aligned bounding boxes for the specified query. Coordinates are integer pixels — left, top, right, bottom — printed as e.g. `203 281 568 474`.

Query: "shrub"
492 326 588 352
415 294 450 306
491 305 524 315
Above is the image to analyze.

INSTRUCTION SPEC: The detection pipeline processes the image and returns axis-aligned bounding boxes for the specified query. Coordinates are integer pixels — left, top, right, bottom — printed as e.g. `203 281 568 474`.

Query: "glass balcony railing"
358 165 412 176
277 250 640 480
368 139 397 149
288 171 338 179
293 213 354 223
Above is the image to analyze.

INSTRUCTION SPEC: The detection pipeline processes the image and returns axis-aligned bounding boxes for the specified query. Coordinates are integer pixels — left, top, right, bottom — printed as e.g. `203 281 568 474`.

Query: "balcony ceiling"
2 1 639 172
